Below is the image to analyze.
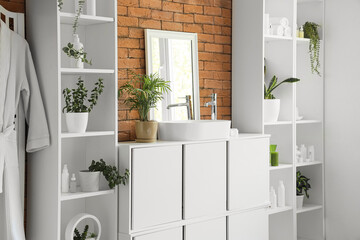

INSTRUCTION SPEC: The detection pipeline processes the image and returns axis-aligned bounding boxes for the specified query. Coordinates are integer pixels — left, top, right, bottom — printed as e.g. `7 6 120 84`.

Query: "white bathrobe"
0 21 50 239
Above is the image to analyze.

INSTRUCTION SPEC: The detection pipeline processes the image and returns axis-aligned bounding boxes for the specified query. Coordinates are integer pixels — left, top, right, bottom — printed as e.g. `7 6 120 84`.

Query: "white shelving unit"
233 1 324 240
26 1 118 239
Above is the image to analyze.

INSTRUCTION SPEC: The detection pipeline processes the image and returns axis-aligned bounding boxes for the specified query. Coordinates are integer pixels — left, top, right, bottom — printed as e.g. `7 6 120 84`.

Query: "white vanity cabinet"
228 137 269 210
183 142 227 219
118 134 269 240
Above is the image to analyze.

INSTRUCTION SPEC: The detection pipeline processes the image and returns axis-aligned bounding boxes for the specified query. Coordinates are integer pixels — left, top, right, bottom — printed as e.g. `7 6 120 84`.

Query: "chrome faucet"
167 95 193 120
204 93 217 120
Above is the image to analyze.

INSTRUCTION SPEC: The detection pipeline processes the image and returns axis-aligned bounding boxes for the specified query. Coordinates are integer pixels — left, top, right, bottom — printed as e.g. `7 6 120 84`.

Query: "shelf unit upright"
26 0 118 239
232 0 325 240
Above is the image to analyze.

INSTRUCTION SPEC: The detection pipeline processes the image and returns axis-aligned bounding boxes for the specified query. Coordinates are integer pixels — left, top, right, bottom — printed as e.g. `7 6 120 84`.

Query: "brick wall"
0 0 25 12
118 0 232 141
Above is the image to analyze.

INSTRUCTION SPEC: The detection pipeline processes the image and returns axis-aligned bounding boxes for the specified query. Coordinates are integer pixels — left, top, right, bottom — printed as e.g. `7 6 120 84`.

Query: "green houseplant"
62 77 104 133
63 42 92 68
74 225 97 240
296 170 311 209
118 73 171 142
264 76 300 122
304 22 321 76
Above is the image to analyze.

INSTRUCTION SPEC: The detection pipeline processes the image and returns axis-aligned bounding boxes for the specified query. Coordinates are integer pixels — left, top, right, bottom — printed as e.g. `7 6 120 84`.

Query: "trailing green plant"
73 0 85 34
58 0 63 10
118 72 171 121
62 77 104 113
296 171 311 198
303 22 321 76
74 225 97 240
264 76 300 99
63 43 92 66
89 159 130 189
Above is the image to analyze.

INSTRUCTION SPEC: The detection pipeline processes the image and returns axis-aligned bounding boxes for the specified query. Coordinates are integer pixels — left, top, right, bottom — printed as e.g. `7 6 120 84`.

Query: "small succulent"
74 225 97 240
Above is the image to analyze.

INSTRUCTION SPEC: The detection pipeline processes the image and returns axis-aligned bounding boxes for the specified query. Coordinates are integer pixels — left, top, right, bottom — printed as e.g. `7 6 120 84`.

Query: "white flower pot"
79 171 100 192
264 99 280 122
71 58 84 69
297 195 305 209
86 0 96 16
65 112 89 133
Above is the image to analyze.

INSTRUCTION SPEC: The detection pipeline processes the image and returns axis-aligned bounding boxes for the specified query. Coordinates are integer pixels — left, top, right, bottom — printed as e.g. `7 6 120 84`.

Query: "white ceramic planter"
65 112 88 133
79 171 100 192
296 195 304 209
71 58 84 69
86 0 96 15
65 213 101 240
264 99 280 122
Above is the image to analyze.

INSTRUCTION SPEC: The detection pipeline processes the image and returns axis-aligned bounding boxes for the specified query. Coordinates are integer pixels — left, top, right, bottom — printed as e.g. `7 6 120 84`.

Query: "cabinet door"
228 138 269 211
183 142 226 219
132 146 182 230
228 209 268 240
185 218 226 240
134 228 182 240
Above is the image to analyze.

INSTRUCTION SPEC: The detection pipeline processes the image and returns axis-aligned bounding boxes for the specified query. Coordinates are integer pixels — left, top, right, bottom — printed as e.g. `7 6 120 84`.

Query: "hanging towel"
270 17 289 27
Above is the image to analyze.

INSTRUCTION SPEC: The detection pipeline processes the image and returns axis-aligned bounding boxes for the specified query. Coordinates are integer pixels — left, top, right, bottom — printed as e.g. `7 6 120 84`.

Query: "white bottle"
72 34 84 68
70 173 77 193
300 144 307 161
278 181 286 208
270 187 277 209
62 164 70 193
86 0 96 16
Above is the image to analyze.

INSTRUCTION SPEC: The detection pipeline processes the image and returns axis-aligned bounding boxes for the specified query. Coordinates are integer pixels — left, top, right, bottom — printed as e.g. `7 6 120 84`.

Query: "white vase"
264 99 280 122
297 195 304 209
65 112 89 133
79 171 100 192
71 34 84 69
86 0 96 16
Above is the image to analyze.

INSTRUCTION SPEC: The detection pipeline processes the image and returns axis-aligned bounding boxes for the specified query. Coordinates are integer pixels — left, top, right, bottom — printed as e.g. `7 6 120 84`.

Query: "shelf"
296 161 322 167
61 189 115 201
264 121 292 126
296 120 322 124
61 68 115 75
61 131 115 138
298 0 323 3
270 163 293 171
297 204 323 214
268 206 293 215
265 35 293 42
296 38 310 44
59 12 114 25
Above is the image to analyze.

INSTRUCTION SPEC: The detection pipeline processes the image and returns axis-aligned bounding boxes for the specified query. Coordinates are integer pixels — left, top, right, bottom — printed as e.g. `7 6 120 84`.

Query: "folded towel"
284 26 292 37
272 24 285 36
270 17 289 27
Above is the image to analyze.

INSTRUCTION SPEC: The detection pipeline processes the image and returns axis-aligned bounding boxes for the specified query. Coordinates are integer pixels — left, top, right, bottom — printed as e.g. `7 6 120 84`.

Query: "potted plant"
79 159 130 192
118 73 171 142
74 225 97 240
63 42 92 69
296 170 311 209
303 22 321 76
264 76 300 122
62 77 104 133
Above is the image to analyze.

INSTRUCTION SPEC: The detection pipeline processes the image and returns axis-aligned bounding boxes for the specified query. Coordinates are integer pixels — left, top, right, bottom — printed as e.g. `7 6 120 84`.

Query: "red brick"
118 70 128 79
204 24 222 34
198 33 214 43
118 131 130 142
118 48 128 59
139 0 161 9
198 52 214 61
204 6 222 16
204 62 223 71
139 19 161 29
162 21 183 31
118 38 140 48
204 79 223 89
214 16 231 26
213 53 231 62
184 4 203 14
205 43 223 53
118 111 127 120
194 14 214 24
214 71 231 80
118 6 127 16
217 89 231 97
198 42 205 51
118 59 141 68
128 7 151 18
128 110 140 119
118 27 129 37
214 0 232 9
183 23 203 33
118 16 138 27
129 28 144 38
174 13 194 23
222 8 232 18
222 81 231 89
152 10 173 21
173 0 212 6
129 49 145 58
222 97 231 106
218 106 231 115
163 2 183 13
223 45 231 54
222 26 232 36
199 70 214 79
118 0 139 7
215 35 231 44
200 88 214 96
223 63 231 71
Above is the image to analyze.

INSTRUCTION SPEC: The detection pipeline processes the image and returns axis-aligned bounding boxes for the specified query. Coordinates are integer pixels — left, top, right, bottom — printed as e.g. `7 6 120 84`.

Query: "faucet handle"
178 95 192 101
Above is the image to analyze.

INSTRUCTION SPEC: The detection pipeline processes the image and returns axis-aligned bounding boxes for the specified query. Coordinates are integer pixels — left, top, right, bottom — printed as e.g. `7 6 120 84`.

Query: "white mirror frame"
145 29 200 120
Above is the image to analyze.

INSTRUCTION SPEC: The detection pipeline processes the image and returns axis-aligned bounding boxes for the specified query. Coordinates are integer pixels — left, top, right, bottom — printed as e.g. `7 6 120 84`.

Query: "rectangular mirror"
145 29 200 121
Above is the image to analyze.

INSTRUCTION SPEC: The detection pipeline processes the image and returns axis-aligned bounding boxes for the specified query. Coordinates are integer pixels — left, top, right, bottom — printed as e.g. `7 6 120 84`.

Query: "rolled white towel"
270 17 289 27
284 26 292 37
272 24 285 36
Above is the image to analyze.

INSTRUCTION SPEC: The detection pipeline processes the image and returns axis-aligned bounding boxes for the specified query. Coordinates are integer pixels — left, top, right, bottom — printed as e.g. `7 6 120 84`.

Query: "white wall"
325 0 360 239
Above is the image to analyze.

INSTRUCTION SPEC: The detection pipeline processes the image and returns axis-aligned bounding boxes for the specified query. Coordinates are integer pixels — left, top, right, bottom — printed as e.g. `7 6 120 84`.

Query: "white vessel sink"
158 120 231 141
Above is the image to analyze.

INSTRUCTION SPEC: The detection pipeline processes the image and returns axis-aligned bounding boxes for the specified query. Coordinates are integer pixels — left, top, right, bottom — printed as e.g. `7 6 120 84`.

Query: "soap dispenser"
270 187 277 209
299 25 304 38
62 164 70 193
278 181 286 208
